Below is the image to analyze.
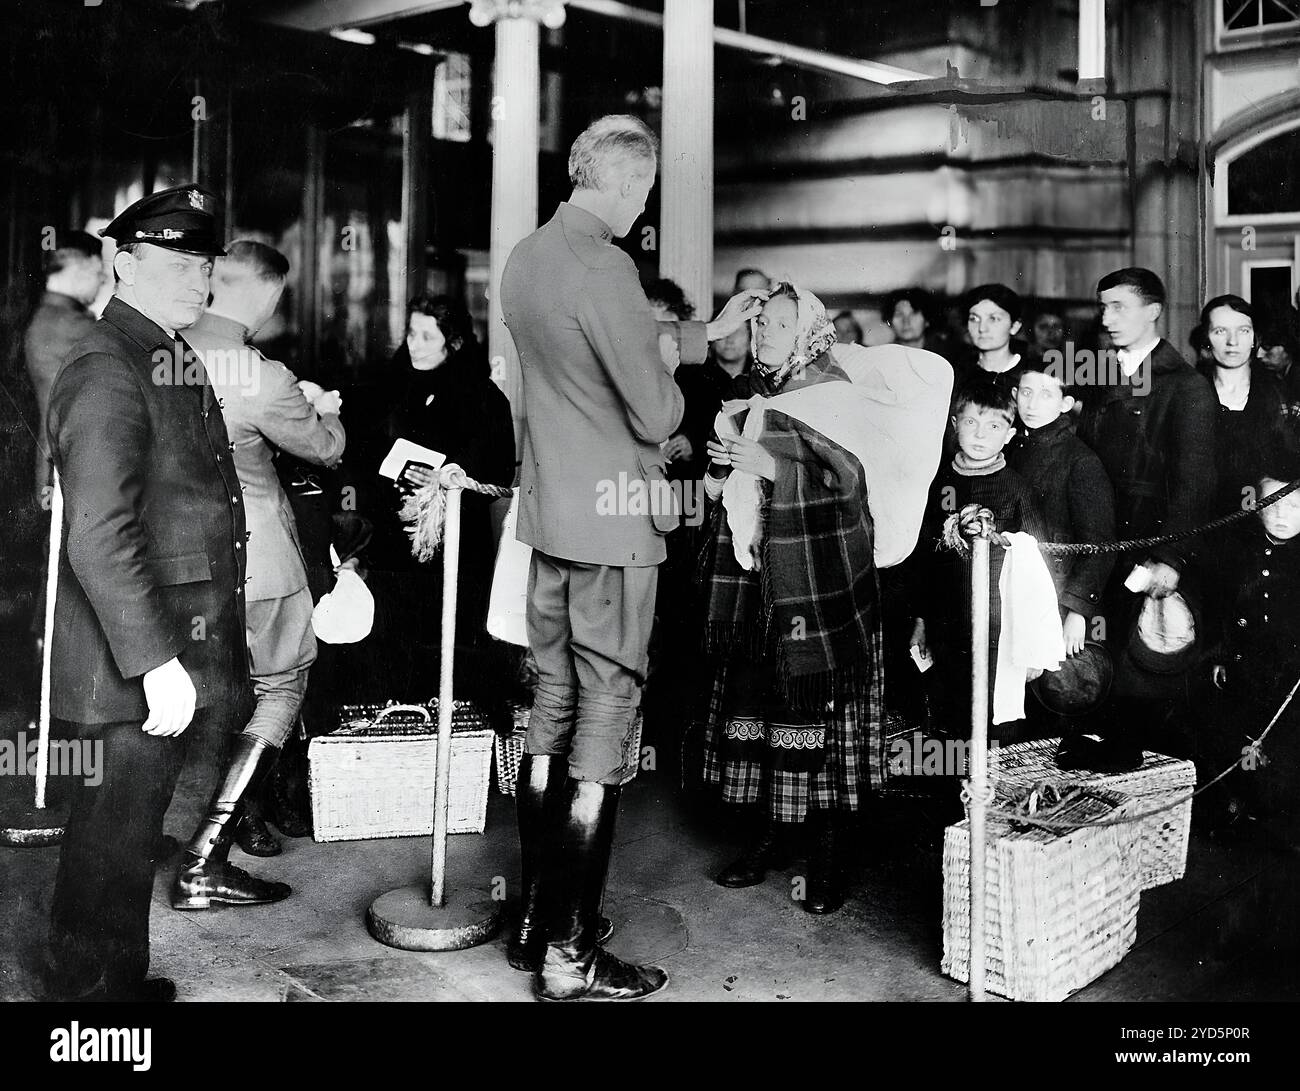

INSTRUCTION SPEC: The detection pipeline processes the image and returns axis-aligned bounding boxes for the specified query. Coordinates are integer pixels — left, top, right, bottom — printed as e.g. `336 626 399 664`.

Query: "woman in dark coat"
1193 294 1299 518
358 295 515 701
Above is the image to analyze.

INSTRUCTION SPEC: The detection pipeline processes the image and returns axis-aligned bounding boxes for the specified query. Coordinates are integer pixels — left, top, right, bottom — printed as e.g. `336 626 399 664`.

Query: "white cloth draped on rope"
994 532 1066 724
720 342 954 572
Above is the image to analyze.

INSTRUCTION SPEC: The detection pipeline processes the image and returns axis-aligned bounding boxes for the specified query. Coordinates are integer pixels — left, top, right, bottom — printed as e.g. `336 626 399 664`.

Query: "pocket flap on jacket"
635 454 681 535
145 551 213 586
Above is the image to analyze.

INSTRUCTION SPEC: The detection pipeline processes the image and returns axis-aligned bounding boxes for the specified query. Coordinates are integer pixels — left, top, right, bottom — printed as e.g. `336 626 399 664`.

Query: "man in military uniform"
173 240 344 907
25 229 105 496
43 184 248 1002
501 114 762 1001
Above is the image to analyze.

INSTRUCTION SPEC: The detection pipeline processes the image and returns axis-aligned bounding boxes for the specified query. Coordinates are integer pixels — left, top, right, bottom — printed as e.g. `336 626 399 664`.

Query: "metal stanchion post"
367 478 503 950
968 534 990 1002
1 472 68 847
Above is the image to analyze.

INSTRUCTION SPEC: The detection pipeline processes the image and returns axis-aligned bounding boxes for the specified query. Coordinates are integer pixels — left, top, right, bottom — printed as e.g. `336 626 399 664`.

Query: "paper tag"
910 645 934 673
1124 563 1153 593
380 439 446 480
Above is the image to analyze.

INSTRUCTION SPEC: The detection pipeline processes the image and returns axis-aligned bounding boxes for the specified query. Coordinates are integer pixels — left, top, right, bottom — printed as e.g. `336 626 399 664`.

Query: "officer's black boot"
508 755 613 972
535 779 667 1002
171 736 292 910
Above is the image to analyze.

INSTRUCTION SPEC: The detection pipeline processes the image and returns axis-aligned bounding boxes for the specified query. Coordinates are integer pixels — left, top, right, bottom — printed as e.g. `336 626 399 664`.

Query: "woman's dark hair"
883 287 936 324
963 283 1023 325
405 293 486 377
643 277 695 321
1193 293 1257 366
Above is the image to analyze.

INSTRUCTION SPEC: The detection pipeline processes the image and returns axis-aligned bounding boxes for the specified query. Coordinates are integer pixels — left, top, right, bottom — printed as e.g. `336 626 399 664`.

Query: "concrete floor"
2 707 1298 1003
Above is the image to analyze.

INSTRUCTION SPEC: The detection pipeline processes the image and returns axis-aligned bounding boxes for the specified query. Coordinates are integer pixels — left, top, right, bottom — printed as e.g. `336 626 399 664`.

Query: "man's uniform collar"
102 295 178 354
193 311 251 343
558 201 615 243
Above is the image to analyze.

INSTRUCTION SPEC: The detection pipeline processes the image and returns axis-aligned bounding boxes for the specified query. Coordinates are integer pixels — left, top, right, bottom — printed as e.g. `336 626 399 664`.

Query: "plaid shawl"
702 356 879 712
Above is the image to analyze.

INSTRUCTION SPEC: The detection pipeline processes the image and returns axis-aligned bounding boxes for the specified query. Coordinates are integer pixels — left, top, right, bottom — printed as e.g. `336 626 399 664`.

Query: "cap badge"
188 189 207 211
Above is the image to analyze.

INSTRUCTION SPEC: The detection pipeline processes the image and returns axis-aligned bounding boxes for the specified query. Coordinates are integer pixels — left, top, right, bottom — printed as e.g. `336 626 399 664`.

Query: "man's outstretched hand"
141 657 197 737
705 289 768 342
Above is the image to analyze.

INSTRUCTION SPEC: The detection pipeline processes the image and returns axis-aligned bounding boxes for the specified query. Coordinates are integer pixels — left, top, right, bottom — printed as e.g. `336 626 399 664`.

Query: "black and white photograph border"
0 0 1296 1053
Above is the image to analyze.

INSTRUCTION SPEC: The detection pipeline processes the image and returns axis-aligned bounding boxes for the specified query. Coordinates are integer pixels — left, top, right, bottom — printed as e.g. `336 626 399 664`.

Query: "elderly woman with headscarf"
695 281 950 914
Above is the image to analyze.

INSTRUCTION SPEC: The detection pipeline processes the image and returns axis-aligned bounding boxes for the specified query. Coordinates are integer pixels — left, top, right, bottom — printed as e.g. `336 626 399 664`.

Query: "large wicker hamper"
941 786 1141 1002
990 737 1195 890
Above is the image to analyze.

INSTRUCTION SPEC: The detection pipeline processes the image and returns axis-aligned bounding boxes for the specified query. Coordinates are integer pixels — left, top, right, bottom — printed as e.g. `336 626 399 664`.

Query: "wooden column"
403 79 433 310
487 16 541 453
660 0 714 314
301 124 325 376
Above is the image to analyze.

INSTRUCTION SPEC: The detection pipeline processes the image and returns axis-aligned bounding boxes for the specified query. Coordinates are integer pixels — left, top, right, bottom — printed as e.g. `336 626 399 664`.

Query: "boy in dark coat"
910 379 1046 739
1008 358 1116 654
1203 460 1300 839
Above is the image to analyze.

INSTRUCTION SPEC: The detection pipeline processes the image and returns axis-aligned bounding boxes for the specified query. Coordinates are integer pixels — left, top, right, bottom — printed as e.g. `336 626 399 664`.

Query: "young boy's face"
1259 477 1300 541
951 404 1016 461
1015 370 1076 430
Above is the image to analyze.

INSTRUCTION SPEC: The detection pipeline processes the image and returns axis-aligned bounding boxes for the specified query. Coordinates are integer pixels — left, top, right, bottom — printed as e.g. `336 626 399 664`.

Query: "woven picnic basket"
309 702 494 840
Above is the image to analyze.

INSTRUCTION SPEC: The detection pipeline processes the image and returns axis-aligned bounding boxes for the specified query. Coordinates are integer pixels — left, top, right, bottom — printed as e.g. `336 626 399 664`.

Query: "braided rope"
942 477 1300 558
400 464 513 561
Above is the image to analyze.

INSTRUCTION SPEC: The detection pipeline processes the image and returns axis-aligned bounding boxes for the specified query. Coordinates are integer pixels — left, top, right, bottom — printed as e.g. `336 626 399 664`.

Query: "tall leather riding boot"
507 754 560 970
802 809 845 915
171 736 292 910
536 779 667 1002
715 807 797 888
508 755 614 972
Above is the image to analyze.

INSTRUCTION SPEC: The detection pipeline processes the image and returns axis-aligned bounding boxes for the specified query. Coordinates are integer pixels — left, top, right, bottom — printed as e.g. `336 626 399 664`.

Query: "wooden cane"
35 472 62 811
430 483 462 908
968 534 991 1002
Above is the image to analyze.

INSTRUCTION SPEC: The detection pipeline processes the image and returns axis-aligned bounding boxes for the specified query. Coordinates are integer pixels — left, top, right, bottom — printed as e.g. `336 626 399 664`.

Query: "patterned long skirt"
699 620 886 823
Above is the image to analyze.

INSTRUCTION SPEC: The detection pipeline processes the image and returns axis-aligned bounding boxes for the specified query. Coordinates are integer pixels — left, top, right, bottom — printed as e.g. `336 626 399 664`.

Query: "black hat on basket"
1030 641 1114 717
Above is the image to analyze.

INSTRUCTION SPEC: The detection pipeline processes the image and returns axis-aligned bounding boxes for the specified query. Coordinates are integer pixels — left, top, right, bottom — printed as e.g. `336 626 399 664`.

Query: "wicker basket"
309 703 494 841
493 707 644 795
990 737 1195 890
941 785 1141 1002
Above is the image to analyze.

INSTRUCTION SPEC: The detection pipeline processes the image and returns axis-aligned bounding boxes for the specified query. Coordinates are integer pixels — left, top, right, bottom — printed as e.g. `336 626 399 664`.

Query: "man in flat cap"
43 184 250 1002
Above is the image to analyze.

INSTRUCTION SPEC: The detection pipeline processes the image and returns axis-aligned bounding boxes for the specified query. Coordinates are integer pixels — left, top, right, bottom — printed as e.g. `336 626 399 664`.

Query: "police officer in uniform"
43 184 248 1002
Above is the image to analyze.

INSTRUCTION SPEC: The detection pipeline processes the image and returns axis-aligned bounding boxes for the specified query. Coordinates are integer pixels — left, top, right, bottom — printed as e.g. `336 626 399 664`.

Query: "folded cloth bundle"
994 532 1065 724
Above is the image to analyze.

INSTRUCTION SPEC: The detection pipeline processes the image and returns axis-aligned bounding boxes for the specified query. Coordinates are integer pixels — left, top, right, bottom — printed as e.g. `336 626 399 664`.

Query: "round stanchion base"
366 884 504 952
0 775 67 847
0 803 67 848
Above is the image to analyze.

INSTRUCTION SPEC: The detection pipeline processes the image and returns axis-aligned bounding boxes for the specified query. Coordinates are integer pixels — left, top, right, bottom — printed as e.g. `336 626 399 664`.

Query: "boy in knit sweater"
910 379 1046 739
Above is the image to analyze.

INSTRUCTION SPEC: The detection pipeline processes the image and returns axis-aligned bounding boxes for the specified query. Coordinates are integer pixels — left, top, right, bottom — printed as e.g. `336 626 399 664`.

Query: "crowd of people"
5 109 1300 1004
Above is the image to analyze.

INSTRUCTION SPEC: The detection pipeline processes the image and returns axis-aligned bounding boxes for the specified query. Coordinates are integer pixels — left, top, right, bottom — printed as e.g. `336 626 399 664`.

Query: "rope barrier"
400 464 513 562
942 476 1300 559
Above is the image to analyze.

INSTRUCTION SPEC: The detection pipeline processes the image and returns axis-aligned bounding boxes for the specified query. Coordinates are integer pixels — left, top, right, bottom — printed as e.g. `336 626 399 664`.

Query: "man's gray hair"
568 114 659 191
